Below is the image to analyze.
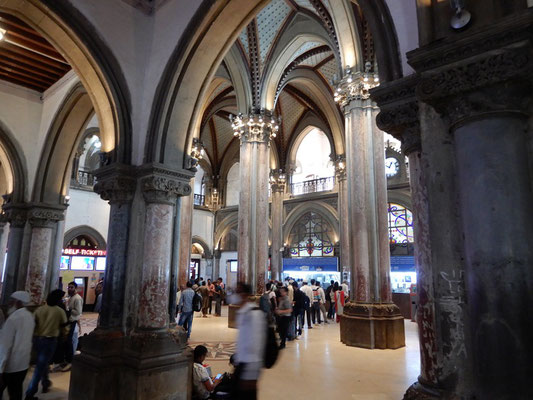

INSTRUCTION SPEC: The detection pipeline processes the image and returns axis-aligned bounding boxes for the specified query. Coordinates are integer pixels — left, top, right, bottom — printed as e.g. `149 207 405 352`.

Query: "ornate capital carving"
139 163 193 205
335 68 380 109
94 164 136 204
372 75 421 156
27 204 66 228
1 204 27 228
416 44 533 128
230 112 279 144
269 169 286 193
334 155 346 181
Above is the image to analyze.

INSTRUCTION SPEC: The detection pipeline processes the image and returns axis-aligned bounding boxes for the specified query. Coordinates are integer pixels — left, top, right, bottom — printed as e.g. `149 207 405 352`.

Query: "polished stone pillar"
269 172 285 281
373 77 441 396
234 114 275 294
213 250 221 280
177 185 194 288
0 222 7 288
93 164 136 330
70 164 194 400
25 205 65 305
415 40 533 398
0 205 26 303
335 156 350 286
338 86 404 349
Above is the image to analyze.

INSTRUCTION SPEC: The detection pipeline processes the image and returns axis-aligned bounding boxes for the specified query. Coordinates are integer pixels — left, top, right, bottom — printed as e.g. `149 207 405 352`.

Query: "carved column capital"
416 44 533 129
1 204 27 228
27 204 66 228
139 163 194 205
334 154 347 181
269 169 286 193
372 75 421 156
94 164 137 204
230 112 280 144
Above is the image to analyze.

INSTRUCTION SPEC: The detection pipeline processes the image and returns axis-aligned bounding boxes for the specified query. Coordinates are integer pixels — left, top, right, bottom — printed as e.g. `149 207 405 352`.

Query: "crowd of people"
0 281 83 400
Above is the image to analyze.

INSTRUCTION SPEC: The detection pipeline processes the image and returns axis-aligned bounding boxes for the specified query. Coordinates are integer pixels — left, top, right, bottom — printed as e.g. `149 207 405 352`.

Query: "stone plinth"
228 304 239 329
69 328 191 400
340 302 405 349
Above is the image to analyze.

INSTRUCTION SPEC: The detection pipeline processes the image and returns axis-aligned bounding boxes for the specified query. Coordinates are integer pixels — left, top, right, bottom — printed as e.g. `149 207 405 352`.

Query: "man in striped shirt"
178 281 198 340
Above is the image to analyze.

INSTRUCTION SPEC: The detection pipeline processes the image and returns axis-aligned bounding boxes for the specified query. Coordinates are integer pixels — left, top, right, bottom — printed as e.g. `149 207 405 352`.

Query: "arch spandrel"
0 121 28 204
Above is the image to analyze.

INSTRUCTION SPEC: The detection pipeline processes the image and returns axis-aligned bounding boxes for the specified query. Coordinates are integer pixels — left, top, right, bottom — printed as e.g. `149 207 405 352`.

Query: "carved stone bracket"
94 163 137 204
416 44 533 128
1 204 28 228
139 163 194 205
27 204 66 228
372 75 421 156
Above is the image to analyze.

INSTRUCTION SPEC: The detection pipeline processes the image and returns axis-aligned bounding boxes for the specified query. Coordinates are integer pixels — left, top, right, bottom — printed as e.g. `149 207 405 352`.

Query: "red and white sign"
62 248 107 257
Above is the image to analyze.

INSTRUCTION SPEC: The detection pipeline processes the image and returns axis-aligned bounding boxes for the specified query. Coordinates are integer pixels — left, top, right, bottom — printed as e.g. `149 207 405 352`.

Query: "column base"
403 381 446 400
228 304 239 328
340 302 405 349
69 327 191 400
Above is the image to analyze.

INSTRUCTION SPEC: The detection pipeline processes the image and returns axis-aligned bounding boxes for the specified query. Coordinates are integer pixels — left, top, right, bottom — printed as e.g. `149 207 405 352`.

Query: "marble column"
335 156 350 289
25 205 65 305
0 222 7 289
269 171 285 282
415 41 533 398
213 250 221 280
233 113 275 294
373 76 441 396
70 164 194 400
337 80 404 349
177 184 194 288
0 206 26 303
92 164 136 330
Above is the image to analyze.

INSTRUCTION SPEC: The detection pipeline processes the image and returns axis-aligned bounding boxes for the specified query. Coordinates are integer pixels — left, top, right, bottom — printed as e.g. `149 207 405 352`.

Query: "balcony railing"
71 169 96 189
290 176 335 195
194 194 205 206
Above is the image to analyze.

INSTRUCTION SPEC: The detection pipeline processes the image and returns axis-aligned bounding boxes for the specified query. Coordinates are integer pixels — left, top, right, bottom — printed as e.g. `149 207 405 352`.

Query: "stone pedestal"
340 302 405 349
228 304 239 329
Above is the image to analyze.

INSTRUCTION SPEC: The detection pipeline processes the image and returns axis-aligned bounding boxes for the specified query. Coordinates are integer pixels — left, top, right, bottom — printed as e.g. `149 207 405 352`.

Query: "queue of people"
0 282 83 400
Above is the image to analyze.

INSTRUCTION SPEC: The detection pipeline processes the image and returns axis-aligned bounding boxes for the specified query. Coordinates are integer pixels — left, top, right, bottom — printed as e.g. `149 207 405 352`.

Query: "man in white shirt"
0 291 35 400
63 281 83 371
342 281 350 298
234 282 266 399
316 282 329 324
300 281 313 328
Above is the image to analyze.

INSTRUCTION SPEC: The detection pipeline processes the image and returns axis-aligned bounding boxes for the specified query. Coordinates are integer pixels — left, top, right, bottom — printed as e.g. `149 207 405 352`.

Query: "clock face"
385 157 400 178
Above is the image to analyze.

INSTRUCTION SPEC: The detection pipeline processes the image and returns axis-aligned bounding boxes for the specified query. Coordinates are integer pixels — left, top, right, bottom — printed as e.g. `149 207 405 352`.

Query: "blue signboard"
282 257 338 272
390 256 415 272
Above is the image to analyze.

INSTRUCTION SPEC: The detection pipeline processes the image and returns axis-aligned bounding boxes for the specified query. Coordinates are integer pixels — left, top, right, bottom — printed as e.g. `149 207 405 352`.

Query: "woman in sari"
335 284 345 323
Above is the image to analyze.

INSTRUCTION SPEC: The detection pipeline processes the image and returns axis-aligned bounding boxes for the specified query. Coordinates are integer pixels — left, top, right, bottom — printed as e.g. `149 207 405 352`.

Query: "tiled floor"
24 308 420 399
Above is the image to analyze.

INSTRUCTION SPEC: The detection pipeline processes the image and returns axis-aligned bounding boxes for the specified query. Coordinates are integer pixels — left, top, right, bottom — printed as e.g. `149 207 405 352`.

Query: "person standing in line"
207 279 215 315
310 279 322 325
178 281 198 340
62 281 83 372
217 278 226 306
275 287 292 349
300 281 313 329
25 290 68 400
286 281 295 340
291 282 305 338
325 280 334 319
233 282 266 400
316 282 328 324
342 280 350 298
213 280 222 317
198 281 210 318
0 291 34 400
335 285 345 323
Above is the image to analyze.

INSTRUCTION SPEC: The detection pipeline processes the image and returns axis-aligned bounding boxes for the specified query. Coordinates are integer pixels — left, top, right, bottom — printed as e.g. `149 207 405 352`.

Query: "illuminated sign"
62 248 107 257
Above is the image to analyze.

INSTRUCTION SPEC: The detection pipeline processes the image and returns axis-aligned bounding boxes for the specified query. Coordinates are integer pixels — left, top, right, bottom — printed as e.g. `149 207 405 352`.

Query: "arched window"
66 235 99 249
288 212 334 257
194 166 205 195
387 203 414 256
291 128 335 194
226 162 240 206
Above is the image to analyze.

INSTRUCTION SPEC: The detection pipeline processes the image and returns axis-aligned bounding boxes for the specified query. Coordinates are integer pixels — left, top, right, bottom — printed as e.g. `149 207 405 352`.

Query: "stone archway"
0 121 28 204
63 225 107 250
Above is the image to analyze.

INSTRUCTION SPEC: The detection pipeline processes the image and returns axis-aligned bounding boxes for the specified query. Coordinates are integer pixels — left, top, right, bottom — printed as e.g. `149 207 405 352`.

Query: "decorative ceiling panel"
206 81 232 106
239 30 249 56
299 51 332 67
213 114 235 156
291 41 323 62
293 0 317 14
318 57 338 85
256 0 291 64
279 90 305 143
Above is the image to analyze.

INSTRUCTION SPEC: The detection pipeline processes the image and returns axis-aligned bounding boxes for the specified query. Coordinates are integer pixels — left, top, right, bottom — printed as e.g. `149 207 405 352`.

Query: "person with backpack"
178 281 201 340
275 287 292 349
300 281 313 329
291 281 305 337
233 282 267 400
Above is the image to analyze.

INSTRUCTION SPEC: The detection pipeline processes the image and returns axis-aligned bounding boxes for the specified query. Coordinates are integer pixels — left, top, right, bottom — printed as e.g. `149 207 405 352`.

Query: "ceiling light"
0 28 6 41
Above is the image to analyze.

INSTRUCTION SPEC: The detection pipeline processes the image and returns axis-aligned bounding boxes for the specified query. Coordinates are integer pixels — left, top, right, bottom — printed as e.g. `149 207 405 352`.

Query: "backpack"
259 293 271 314
192 292 202 312
252 306 279 369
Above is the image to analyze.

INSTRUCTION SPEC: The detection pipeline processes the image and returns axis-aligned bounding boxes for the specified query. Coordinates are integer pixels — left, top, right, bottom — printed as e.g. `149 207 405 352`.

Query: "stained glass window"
388 203 414 246
288 212 334 257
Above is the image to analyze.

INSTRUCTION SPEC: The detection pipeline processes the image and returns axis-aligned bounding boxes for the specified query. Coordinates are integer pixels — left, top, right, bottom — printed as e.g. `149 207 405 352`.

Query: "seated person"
214 354 236 394
193 345 221 400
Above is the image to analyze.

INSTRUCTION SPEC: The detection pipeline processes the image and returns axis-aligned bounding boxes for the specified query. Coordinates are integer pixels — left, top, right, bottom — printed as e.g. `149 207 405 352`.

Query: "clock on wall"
385 157 400 178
